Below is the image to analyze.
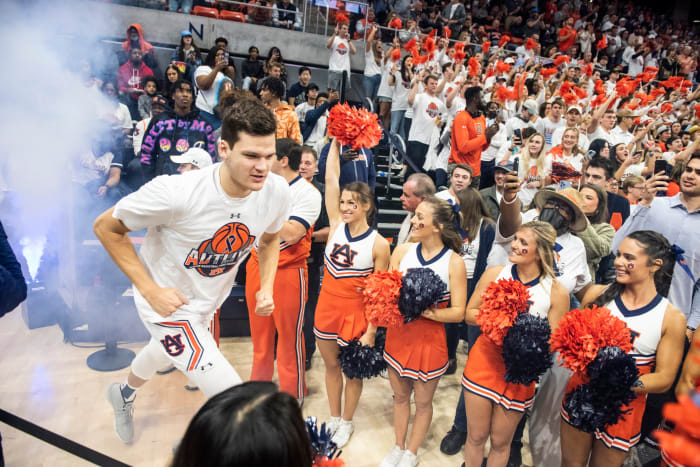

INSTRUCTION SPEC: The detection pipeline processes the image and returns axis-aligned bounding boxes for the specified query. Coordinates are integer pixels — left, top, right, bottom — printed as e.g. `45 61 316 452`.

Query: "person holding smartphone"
194 46 235 129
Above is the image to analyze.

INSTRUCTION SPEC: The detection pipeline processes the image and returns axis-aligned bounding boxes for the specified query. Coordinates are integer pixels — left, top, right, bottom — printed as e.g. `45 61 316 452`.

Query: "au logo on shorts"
161 334 186 356
184 222 256 277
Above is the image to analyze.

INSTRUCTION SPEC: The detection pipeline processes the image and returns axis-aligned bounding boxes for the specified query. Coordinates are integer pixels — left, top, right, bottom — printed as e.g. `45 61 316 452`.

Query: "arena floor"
0 309 533 466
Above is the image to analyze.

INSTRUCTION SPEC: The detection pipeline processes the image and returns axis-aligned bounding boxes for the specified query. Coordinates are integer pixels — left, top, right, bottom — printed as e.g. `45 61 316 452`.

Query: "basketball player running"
94 99 290 444
246 138 321 402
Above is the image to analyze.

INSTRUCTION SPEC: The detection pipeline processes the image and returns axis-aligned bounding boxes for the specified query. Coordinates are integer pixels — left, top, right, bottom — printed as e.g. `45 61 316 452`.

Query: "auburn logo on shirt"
426 102 439 118
183 222 256 277
337 43 348 55
329 243 358 268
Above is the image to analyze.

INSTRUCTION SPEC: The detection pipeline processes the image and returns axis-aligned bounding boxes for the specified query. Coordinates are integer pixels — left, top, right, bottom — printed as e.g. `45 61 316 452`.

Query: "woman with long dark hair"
562 231 687 467
314 139 390 448
162 64 182 103
388 54 415 141
172 382 313 467
462 221 569 467
170 30 202 83
577 184 614 280
381 196 468 467
194 47 235 127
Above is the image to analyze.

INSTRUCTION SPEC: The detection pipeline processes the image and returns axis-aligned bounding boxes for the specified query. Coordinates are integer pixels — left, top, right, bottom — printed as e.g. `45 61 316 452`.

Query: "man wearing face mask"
480 101 508 189
488 173 592 467
450 87 500 189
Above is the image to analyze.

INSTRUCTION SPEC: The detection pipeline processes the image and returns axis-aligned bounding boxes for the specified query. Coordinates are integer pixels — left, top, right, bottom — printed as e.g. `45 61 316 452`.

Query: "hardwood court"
0 309 532 466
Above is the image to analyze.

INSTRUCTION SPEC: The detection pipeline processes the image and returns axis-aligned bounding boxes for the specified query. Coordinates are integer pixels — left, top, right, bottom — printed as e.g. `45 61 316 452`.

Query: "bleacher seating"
192 5 219 19
220 10 246 22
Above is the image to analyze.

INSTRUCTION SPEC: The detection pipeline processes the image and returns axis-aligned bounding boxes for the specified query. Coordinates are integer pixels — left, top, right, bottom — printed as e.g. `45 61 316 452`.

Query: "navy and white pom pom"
306 416 341 460
563 383 634 433
502 313 553 385
338 339 386 379
398 268 446 323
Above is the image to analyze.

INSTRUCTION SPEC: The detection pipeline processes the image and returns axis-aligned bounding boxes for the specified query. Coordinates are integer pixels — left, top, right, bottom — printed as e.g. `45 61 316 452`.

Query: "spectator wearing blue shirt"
318 142 376 192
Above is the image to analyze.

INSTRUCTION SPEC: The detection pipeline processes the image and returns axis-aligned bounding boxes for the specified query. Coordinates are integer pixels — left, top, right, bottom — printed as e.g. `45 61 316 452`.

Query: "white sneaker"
106 383 134 444
330 420 354 448
397 450 418 467
380 445 405 467
326 416 342 435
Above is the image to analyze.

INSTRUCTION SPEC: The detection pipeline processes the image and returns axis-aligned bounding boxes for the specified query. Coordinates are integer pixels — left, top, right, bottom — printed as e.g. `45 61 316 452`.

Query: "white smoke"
0 2 115 279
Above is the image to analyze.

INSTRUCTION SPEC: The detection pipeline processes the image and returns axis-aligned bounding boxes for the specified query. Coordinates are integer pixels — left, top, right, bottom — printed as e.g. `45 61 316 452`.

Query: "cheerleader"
462 221 569 467
562 231 687 467
380 196 467 467
314 139 390 447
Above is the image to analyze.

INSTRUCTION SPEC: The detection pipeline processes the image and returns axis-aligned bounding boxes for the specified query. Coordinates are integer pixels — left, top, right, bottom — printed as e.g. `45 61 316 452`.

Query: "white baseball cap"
170 147 213 169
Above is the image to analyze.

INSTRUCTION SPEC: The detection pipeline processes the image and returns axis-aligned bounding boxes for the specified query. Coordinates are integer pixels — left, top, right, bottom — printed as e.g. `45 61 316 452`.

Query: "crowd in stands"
76 1 700 466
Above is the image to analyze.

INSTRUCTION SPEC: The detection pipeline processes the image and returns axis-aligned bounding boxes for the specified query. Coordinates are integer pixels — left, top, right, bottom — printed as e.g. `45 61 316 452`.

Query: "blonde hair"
518 133 547 177
520 221 557 279
562 127 584 157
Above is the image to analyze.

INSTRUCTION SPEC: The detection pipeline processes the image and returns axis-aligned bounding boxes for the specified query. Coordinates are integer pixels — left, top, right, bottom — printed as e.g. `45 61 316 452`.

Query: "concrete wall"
69 1 367 71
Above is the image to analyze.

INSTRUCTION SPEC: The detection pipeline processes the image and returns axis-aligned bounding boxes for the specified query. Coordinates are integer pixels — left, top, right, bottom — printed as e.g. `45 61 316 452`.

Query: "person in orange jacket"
450 86 500 188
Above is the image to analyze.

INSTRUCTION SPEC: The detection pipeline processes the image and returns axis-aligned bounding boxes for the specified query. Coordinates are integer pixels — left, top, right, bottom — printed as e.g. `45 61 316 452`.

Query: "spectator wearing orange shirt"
557 17 577 53
450 87 499 188
260 77 302 144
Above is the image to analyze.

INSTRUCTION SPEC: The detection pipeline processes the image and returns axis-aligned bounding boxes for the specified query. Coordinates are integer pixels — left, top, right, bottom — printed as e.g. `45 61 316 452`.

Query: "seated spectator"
74 136 132 208
140 79 216 182
118 24 158 73
133 95 167 160
248 0 274 27
169 0 193 14
215 37 237 72
263 46 288 84
172 382 312 467
117 48 154 120
242 46 264 91
436 164 473 203
295 82 319 126
170 147 214 174
302 90 340 151
260 77 301 143
288 67 312 107
162 64 183 104
194 47 235 128
577 184 615 280
137 76 158 120
100 81 133 136
274 0 302 30
171 30 202 84
257 63 286 98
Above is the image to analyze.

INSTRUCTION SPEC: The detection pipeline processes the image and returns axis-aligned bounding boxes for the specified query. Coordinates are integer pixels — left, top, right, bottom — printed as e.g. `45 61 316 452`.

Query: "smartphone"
514 128 523 145
512 157 519 175
223 52 230 63
653 159 667 197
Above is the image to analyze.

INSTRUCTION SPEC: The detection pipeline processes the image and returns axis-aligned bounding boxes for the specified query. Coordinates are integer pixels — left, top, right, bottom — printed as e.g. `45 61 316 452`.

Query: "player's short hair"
276 138 302 171
221 98 276 148
451 163 473 178
172 382 312 467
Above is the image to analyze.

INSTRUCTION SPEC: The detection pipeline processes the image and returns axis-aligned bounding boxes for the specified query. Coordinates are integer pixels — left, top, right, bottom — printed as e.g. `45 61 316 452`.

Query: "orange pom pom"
660 76 684 89
653 392 700 467
468 57 479 76
423 36 436 53
661 103 673 113
650 88 667 99
454 50 466 64
584 63 593 77
363 270 404 328
327 103 383 150
389 17 402 29
498 35 511 48
550 306 633 374
314 456 347 467
594 79 605 95
590 94 607 108
403 37 417 53
695 105 700 120
540 67 558 79
443 26 451 39
561 92 577 106
596 37 607 50
428 28 437 38
476 278 532 345
554 55 571 67
559 81 573 95
336 12 349 24
454 42 466 52
644 66 659 74
526 37 537 50
573 86 588 99
495 60 511 75
482 41 490 53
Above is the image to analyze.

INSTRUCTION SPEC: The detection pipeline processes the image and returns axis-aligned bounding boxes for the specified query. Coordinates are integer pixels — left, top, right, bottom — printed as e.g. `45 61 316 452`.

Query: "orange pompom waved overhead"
443 26 451 39
525 37 537 50
476 278 531 346
468 57 480 76
550 306 633 374
336 13 350 24
327 103 383 150
554 55 571 67
389 17 402 29
540 67 558 79
403 37 417 53
391 48 401 62
495 60 511 74
428 28 437 38
583 63 593 77
596 36 607 50
498 35 511 48
482 41 490 53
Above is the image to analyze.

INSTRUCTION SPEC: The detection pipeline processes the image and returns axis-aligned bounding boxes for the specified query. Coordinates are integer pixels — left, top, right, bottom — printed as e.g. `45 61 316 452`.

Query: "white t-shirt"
588 126 615 146
436 189 456 203
391 72 412 111
194 66 230 114
487 209 591 293
329 36 351 73
408 93 445 144
460 219 483 279
542 117 566 148
112 103 132 131
295 102 314 123
113 164 290 323
662 151 678 163
364 48 381 76
377 60 394 99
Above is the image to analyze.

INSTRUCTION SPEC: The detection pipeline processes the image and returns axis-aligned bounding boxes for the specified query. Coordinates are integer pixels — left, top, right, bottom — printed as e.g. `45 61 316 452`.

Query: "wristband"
502 195 519 205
